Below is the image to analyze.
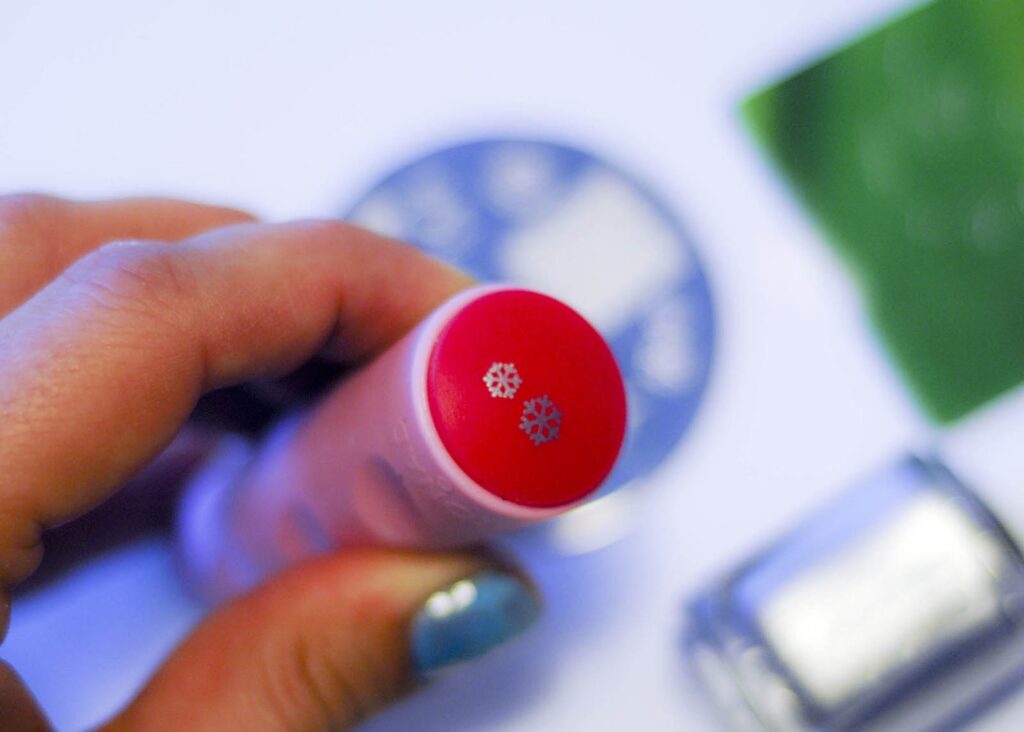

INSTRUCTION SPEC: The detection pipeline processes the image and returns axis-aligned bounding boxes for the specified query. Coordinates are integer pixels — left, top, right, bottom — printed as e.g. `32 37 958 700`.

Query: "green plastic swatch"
744 0 1024 423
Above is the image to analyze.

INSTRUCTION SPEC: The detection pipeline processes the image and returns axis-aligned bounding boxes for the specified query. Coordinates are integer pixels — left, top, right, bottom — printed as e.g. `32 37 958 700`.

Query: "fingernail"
410 570 540 674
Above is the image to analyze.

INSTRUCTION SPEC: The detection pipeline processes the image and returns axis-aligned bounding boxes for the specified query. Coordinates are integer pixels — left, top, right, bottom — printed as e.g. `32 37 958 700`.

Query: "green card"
744 0 1024 423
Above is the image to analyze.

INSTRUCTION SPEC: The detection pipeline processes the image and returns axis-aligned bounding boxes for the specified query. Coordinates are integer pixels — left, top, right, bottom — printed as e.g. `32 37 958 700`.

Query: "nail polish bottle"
177 285 627 602
685 394 1024 731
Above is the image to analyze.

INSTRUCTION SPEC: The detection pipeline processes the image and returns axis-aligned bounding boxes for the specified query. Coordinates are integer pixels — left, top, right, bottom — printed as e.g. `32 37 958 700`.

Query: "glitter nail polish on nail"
411 571 541 674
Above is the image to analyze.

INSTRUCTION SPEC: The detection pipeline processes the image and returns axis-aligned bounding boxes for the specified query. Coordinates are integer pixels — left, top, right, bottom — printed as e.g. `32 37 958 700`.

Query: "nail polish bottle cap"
426 288 627 508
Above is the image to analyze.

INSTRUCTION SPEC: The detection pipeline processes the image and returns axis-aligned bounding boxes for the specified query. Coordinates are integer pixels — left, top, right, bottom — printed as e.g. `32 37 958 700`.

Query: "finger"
104 550 539 731
0 194 254 315
0 660 51 731
19 427 222 594
0 221 473 586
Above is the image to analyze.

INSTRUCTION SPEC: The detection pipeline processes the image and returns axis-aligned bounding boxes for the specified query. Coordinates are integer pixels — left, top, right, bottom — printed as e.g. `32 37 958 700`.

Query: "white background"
1 1 1020 729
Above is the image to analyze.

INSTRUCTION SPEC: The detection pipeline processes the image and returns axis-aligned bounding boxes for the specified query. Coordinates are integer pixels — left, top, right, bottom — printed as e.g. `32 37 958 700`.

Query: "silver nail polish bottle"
686 396 1024 731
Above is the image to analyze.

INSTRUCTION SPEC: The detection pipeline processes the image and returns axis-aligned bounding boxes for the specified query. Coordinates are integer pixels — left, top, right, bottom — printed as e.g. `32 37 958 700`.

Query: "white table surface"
2 1 1021 729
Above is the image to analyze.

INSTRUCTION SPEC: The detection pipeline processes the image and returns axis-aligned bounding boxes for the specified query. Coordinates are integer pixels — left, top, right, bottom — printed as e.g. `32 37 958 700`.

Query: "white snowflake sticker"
520 395 562 446
483 362 523 399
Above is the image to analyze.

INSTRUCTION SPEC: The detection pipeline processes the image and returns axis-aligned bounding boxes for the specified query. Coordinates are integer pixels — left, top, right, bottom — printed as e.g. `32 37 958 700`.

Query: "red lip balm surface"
426 289 627 508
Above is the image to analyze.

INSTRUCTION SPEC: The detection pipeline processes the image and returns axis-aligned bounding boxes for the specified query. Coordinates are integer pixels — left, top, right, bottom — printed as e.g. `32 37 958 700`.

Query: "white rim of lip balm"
409 283 592 521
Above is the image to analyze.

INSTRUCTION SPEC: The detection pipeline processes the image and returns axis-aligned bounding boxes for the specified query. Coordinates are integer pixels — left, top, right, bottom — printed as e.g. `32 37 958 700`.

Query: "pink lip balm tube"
177 284 627 602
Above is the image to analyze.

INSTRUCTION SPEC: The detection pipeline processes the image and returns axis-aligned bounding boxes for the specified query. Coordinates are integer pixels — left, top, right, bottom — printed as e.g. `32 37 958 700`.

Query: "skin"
0 195 522 731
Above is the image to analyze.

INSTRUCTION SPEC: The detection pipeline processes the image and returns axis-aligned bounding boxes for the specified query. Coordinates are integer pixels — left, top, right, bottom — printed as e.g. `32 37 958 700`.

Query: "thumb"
103 550 540 731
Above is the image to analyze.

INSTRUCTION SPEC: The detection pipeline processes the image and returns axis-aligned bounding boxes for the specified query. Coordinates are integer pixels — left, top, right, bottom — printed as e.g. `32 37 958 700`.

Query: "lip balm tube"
178 285 627 602
684 391 1024 731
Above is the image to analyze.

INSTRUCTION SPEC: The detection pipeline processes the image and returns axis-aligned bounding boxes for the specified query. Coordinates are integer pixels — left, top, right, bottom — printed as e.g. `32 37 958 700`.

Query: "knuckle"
291 218 354 240
0 193 62 244
288 219 369 252
61 241 197 316
254 633 337 730
257 620 398 730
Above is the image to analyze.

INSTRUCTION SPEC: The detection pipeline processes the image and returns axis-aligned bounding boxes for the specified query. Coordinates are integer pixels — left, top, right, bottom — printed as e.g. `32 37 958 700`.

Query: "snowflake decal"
483 362 522 399
519 395 562 446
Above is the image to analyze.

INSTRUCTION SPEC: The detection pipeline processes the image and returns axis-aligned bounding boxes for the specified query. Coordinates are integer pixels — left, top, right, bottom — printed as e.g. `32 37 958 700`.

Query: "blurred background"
2 0 1023 729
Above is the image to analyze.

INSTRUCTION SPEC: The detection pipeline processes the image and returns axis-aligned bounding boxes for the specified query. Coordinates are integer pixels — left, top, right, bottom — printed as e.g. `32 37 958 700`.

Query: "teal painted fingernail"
411 571 540 674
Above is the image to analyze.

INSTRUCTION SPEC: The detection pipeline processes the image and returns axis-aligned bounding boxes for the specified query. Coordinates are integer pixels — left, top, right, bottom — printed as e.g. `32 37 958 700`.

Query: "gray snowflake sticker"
483 362 522 399
520 395 562 446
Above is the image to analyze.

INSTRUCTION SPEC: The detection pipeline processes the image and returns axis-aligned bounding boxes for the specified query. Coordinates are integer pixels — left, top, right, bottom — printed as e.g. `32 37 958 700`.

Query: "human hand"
0 195 540 731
